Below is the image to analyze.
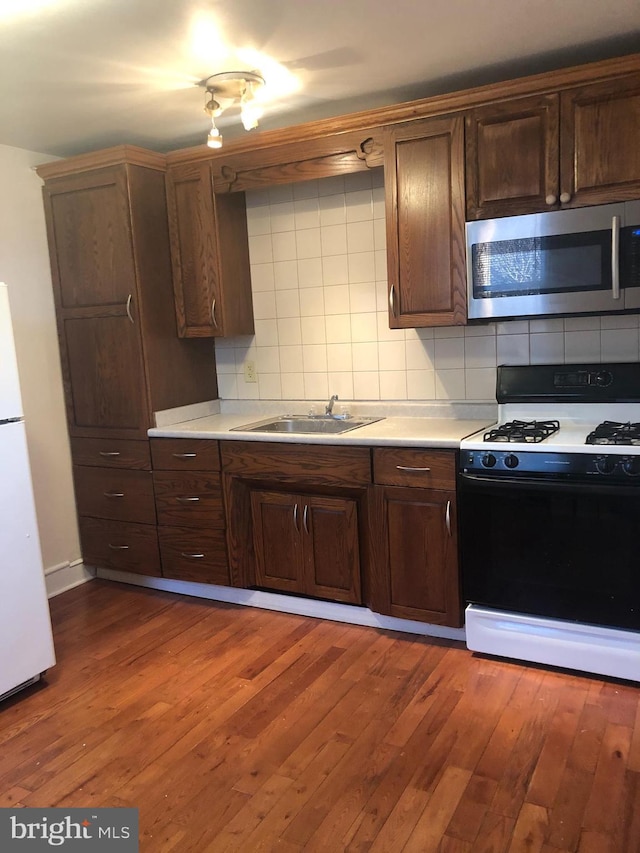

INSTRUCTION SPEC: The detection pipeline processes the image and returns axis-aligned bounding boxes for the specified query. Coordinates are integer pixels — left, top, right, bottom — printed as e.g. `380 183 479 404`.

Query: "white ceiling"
2 0 640 158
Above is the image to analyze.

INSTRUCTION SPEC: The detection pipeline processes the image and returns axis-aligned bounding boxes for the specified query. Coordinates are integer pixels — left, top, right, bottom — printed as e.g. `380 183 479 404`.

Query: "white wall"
0 144 82 580
216 172 640 402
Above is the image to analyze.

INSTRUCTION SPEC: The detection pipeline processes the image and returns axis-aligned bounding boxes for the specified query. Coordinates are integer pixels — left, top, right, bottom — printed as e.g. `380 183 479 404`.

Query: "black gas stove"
459 362 640 683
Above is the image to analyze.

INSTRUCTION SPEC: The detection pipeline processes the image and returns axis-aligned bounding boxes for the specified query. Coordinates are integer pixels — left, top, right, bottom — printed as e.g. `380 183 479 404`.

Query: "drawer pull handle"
181 552 205 559
99 451 121 457
103 491 125 498
172 452 197 458
108 543 129 550
303 504 309 535
445 500 452 537
396 465 431 472
126 293 134 324
176 496 200 503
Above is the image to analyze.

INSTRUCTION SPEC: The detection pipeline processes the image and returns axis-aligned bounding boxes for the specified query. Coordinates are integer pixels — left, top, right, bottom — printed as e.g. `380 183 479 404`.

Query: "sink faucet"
325 394 339 415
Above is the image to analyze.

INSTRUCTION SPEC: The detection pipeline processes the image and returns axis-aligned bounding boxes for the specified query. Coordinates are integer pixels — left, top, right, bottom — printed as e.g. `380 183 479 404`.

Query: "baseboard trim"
45 559 95 598
94 568 466 642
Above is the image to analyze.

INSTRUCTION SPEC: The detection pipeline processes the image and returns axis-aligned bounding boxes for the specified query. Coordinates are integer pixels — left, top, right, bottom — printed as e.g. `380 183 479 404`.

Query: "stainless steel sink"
230 415 384 435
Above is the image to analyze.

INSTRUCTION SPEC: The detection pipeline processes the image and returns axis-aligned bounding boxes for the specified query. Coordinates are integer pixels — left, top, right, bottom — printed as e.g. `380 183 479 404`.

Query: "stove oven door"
458 473 640 632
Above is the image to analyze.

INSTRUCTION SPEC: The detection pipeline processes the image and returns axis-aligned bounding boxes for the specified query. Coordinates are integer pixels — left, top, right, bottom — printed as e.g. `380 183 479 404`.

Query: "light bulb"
207 118 223 149
240 99 262 131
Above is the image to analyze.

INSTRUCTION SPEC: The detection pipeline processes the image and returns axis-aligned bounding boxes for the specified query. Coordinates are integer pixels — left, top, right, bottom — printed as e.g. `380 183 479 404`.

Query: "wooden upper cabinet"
384 115 466 328
560 73 640 207
466 72 640 218
165 161 254 338
465 94 560 219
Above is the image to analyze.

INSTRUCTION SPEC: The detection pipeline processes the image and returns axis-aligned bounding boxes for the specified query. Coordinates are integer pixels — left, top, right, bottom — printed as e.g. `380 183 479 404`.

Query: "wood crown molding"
36 145 167 181
166 51 640 166
35 51 640 178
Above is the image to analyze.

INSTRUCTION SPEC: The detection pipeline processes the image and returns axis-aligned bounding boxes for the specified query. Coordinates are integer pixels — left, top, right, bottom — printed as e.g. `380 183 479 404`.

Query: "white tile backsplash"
217 178 640 402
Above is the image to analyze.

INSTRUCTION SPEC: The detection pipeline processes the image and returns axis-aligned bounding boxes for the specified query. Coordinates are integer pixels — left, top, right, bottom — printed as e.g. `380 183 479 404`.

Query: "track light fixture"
201 70 265 149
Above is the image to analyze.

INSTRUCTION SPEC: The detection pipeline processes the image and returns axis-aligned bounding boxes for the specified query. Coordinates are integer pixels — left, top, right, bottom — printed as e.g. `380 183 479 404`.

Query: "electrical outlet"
244 360 257 383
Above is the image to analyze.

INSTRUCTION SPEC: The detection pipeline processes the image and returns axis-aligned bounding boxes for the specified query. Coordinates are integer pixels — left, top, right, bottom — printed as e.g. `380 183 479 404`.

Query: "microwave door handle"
612 215 621 299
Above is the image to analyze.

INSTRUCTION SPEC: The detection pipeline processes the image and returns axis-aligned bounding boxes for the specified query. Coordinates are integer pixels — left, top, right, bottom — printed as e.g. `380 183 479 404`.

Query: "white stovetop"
461 402 640 454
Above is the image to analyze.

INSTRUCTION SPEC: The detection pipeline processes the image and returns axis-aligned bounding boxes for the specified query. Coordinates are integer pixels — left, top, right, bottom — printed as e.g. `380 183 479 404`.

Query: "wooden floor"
1 580 639 852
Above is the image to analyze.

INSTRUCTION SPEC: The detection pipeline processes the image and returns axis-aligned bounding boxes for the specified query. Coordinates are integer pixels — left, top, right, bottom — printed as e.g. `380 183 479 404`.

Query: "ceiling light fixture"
201 70 265 149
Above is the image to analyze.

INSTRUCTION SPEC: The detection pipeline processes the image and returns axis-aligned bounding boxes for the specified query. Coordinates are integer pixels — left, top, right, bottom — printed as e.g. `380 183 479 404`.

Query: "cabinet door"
63 315 148 437
376 486 461 627
250 490 303 593
466 95 560 218
166 161 218 337
560 74 640 207
165 162 254 338
384 115 466 327
303 496 361 604
46 166 136 309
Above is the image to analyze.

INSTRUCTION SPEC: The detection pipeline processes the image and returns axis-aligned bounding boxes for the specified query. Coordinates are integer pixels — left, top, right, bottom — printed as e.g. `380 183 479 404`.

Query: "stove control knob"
481 453 497 468
595 456 616 474
504 454 519 469
594 370 613 388
623 457 640 477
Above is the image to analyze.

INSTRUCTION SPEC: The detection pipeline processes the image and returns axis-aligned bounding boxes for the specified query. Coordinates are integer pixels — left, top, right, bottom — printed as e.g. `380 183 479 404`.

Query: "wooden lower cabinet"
72 437 161 578
157 526 229 584
79 517 160 576
250 489 361 604
371 448 461 627
374 486 460 626
150 438 230 586
221 441 371 601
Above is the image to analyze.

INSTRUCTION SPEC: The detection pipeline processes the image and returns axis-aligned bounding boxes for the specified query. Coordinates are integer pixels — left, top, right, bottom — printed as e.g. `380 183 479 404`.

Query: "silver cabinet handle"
103 491 125 498
559 191 571 204
396 465 431 472
303 504 309 535
445 500 452 537
176 496 200 503
293 503 299 532
108 543 129 550
126 293 134 324
211 297 219 330
99 451 121 457
172 453 197 458
612 215 621 300
545 194 557 206
389 284 396 317
181 552 205 559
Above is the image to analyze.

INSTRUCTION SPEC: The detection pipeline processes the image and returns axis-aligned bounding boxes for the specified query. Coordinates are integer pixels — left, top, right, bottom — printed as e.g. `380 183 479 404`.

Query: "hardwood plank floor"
1 579 639 852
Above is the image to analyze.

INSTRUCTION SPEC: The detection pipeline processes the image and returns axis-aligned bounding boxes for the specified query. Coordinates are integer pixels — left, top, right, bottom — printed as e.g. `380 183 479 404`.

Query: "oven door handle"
459 472 636 497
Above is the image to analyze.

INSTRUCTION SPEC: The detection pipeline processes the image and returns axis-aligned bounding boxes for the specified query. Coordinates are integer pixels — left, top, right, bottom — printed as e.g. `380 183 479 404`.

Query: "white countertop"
149 405 494 448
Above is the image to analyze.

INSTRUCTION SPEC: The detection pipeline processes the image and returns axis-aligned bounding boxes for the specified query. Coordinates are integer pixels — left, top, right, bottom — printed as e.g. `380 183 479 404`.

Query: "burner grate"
483 419 560 444
585 421 640 445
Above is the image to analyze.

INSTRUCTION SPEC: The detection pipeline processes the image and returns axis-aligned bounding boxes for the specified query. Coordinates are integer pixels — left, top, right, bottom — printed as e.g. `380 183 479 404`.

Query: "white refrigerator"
0 282 56 701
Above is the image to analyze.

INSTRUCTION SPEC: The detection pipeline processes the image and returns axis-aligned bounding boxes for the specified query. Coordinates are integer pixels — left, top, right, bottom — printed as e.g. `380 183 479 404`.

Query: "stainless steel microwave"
466 201 640 321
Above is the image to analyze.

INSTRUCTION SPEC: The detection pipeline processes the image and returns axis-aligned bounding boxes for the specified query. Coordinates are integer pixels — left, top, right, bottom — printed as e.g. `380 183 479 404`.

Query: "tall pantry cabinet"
37 146 217 576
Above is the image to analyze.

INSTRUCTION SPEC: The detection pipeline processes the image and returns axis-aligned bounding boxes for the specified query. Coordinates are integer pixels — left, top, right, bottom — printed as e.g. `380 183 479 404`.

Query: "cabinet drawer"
159 526 229 585
150 438 221 471
71 437 151 470
74 466 156 523
373 448 456 489
79 517 161 576
153 472 225 528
